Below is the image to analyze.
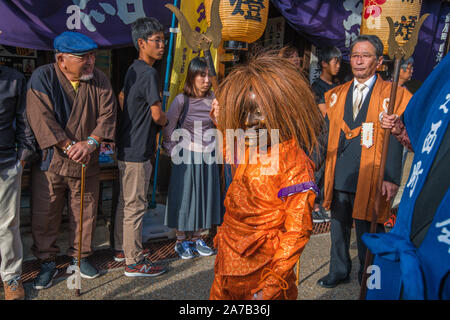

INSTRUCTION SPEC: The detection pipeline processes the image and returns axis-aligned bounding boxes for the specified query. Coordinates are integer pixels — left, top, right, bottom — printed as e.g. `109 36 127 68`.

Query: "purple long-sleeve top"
162 92 216 155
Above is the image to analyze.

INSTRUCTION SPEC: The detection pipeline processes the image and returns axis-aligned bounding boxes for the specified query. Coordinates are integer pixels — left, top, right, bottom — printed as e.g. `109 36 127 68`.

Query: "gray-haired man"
317 35 412 288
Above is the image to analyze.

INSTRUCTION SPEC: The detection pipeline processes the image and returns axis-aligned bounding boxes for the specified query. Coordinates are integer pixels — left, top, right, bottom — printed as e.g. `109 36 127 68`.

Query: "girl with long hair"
162 57 222 260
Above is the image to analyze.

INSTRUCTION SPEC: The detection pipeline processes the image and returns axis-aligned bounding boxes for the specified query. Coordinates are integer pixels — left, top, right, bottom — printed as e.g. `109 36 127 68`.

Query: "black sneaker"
71 257 100 279
312 211 325 223
33 260 58 290
320 209 331 222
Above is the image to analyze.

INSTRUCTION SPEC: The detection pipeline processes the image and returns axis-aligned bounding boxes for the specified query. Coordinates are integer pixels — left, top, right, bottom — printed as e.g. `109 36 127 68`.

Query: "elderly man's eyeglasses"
350 53 375 60
66 51 96 61
147 38 168 46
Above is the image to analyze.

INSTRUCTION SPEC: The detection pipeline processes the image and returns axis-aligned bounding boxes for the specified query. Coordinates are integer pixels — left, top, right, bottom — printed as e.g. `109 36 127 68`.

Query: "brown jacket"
26 63 117 178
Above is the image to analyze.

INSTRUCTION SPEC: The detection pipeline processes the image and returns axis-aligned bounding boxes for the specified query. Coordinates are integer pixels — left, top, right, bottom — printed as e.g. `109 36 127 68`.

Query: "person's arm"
26 75 69 152
317 103 327 117
15 74 37 166
380 112 412 151
161 95 184 154
150 101 167 126
142 69 167 126
210 98 219 126
67 73 117 163
118 90 124 111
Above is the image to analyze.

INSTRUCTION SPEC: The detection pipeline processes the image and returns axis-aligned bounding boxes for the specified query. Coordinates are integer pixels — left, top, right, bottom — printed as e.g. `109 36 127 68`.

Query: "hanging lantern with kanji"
205 0 269 48
360 0 423 55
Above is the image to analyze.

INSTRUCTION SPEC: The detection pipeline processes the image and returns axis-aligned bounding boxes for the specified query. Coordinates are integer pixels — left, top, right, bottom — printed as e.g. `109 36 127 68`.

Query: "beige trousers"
114 160 152 265
0 161 23 282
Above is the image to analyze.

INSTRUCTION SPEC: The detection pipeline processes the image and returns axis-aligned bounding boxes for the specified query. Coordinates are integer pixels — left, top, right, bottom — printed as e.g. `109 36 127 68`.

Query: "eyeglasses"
350 53 375 60
66 51 96 61
147 38 168 46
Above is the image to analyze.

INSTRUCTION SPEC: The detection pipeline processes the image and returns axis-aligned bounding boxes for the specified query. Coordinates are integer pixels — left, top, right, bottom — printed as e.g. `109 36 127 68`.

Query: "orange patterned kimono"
210 139 316 300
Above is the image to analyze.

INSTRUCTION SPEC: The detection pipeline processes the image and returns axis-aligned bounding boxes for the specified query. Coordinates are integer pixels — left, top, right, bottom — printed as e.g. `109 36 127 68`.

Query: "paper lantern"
205 0 269 44
360 0 423 55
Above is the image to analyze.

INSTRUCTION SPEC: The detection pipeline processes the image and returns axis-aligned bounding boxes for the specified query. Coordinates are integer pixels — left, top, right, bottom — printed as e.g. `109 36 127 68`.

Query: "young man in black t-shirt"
311 46 342 224
311 46 342 117
114 17 168 277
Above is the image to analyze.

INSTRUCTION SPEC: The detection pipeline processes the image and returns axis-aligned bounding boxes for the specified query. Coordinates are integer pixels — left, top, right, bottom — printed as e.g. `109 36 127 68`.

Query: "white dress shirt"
352 74 377 106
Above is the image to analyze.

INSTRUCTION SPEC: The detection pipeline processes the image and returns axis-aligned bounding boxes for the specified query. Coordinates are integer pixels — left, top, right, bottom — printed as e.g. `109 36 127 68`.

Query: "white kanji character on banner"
422 121 442 155
406 161 424 198
435 219 450 253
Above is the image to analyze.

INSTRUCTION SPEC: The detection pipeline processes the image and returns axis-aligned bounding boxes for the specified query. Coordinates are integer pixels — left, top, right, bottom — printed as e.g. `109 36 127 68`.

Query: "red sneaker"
124 258 167 277
384 214 397 228
114 248 151 262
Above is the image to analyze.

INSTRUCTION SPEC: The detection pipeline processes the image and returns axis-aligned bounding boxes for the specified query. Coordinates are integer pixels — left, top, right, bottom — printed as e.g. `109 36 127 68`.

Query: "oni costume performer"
362 53 450 300
210 139 317 300
322 75 411 283
26 33 117 262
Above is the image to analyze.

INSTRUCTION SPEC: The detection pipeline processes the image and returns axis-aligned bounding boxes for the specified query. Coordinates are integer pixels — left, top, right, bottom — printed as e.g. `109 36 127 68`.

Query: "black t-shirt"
311 77 337 104
116 59 162 162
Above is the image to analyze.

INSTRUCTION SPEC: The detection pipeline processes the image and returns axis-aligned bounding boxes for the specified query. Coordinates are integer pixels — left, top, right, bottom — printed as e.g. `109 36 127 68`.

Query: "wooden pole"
359 58 401 300
358 12 428 299
76 164 86 297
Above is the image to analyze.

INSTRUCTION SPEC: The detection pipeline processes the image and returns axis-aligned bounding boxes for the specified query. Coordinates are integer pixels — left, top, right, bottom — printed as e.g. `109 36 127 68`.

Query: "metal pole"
149 0 179 209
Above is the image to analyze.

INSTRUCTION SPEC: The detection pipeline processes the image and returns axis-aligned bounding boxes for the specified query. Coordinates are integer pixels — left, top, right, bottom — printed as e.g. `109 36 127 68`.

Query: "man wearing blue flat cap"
26 31 117 290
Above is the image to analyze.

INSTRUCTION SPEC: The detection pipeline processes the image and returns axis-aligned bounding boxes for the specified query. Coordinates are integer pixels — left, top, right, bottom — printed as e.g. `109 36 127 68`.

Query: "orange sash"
322 78 411 223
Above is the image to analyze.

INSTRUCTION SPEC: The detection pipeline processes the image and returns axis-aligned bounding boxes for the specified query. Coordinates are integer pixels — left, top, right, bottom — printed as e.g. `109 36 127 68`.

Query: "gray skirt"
165 148 222 231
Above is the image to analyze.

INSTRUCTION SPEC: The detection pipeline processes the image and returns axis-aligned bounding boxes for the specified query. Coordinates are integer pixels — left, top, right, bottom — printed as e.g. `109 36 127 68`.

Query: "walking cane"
358 14 428 300
76 163 86 297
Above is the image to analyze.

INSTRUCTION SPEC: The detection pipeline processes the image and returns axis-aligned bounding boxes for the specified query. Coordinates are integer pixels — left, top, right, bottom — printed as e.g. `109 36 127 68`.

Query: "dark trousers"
328 189 385 283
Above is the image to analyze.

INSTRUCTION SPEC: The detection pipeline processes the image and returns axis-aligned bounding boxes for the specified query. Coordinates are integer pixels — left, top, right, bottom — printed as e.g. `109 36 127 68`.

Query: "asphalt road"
1 231 360 301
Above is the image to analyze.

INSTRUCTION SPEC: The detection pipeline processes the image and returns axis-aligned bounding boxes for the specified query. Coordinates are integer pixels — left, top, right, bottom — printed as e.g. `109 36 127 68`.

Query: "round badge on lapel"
330 93 337 108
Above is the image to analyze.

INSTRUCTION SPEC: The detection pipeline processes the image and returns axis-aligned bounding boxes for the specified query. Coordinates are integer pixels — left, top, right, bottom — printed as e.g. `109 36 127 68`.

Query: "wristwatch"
87 139 96 148
87 136 100 149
